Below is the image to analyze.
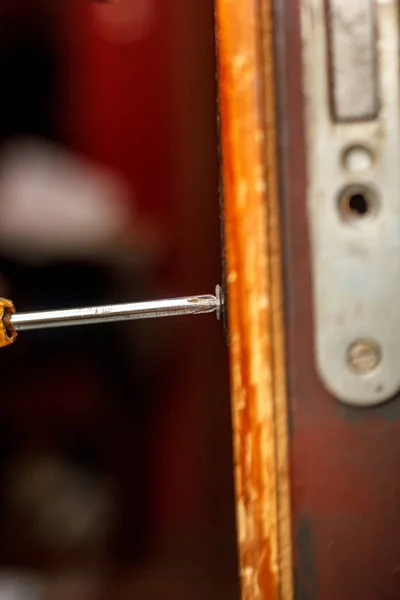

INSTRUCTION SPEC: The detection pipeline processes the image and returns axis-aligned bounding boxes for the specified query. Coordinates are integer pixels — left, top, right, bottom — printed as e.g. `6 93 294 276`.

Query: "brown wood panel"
274 1 400 599
216 1 293 598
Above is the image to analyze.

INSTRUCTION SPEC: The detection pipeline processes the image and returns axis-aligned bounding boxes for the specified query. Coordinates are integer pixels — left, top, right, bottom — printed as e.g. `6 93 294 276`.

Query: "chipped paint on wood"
216 1 293 599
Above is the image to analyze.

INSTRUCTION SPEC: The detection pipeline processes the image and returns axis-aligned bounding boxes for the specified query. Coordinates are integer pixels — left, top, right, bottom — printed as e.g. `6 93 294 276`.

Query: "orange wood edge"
216 1 293 599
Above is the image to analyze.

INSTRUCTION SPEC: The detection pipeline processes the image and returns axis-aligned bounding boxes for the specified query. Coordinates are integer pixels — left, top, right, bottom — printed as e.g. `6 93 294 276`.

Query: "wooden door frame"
215 1 293 598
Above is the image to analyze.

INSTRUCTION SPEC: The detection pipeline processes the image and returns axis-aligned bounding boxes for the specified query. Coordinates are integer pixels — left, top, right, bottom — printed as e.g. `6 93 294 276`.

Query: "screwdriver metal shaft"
9 286 222 332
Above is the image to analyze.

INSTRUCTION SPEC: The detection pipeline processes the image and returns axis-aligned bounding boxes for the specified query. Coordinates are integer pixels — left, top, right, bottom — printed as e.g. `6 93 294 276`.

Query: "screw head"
347 339 381 374
215 285 223 321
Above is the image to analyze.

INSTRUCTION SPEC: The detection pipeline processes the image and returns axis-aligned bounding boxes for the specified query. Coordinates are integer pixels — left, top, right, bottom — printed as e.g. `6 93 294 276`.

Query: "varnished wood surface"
216 1 292 599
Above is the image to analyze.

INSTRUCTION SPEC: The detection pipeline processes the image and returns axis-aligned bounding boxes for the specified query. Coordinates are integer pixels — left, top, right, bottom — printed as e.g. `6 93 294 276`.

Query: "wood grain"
215 1 293 599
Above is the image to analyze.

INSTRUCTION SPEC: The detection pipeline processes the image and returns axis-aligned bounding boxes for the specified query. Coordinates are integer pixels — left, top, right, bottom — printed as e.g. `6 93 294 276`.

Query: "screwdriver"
0 286 223 347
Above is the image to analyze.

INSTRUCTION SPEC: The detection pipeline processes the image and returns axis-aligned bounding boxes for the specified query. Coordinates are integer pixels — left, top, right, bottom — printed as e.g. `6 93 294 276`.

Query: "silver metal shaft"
10 287 221 332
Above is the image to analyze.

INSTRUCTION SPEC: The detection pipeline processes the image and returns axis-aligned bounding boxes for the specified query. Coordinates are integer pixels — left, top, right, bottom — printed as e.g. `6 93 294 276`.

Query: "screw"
347 339 381 374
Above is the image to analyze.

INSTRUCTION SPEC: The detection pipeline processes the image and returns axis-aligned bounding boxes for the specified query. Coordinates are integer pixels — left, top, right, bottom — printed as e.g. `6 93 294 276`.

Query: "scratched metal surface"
274 0 400 598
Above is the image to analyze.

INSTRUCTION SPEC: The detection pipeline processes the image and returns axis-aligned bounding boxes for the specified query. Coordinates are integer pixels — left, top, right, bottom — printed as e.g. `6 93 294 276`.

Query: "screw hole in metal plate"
337 184 378 222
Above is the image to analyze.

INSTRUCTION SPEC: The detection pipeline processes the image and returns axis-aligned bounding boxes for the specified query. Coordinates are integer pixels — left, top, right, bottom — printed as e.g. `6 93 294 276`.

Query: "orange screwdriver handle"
0 299 17 348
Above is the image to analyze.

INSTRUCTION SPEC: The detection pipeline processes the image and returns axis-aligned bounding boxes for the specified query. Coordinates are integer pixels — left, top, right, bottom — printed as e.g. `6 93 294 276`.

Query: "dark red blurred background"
0 1 239 597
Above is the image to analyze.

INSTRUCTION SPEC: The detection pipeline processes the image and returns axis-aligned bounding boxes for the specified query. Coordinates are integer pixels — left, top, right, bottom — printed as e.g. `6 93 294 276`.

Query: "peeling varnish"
260 0 294 597
216 0 293 599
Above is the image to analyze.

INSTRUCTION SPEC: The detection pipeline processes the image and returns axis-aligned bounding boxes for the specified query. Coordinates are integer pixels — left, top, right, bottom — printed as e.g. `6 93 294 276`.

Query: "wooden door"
216 1 293 598
217 1 400 599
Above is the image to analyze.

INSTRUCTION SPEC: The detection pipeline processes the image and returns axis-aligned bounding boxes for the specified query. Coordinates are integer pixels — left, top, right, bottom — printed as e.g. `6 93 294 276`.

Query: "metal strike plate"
301 0 400 406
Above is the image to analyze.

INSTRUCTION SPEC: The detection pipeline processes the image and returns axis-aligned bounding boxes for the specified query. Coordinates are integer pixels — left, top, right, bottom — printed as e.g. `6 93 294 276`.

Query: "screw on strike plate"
346 339 382 375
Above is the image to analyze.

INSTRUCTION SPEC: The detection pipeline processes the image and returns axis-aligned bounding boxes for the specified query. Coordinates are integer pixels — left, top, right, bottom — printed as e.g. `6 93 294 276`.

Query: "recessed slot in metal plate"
326 0 379 122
